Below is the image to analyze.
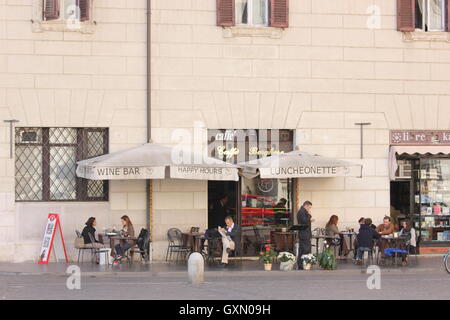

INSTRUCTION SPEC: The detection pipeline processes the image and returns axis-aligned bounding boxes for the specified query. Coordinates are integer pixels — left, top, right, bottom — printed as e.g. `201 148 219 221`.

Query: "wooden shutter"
397 0 415 31
78 0 90 22
43 0 60 21
217 0 235 27
270 0 289 28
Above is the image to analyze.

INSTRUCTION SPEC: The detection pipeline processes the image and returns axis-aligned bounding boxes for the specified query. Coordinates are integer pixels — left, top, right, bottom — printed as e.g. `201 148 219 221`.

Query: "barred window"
15 127 108 202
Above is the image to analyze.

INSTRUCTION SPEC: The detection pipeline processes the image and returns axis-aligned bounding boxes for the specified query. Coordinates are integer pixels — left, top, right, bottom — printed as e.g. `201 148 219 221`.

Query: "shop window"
15 127 108 202
217 0 289 28
398 0 449 32
241 177 292 228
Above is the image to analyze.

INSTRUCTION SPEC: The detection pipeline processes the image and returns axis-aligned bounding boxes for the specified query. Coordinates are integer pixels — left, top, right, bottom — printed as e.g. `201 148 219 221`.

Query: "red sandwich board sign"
38 213 68 264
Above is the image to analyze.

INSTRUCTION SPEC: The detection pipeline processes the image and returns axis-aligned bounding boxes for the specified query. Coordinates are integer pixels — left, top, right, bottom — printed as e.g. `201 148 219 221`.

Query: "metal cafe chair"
204 235 221 265
165 228 191 263
359 247 376 266
128 228 151 263
75 230 95 263
87 233 110 265
324 236 340 257
253 225 270 253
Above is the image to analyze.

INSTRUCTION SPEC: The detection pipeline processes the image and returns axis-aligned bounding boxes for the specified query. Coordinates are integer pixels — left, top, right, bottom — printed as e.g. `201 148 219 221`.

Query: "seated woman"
325 215 349 259
81 217 105 262
114 215 135 263
398 219 417 265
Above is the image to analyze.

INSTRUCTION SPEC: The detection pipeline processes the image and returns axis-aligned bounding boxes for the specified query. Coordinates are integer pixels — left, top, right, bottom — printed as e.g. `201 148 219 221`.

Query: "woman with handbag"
81 217 105 263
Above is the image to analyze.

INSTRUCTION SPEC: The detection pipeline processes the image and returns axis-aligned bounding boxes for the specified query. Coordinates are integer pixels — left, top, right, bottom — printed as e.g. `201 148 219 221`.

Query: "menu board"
38 213 68 264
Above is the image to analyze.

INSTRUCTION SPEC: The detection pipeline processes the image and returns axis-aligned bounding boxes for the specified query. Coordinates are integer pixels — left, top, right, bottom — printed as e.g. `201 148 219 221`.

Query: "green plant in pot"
317 246 337 270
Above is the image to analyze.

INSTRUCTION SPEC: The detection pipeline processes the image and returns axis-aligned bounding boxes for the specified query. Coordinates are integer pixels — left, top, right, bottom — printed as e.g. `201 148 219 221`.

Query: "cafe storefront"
390 130 450 251
207 129 295 256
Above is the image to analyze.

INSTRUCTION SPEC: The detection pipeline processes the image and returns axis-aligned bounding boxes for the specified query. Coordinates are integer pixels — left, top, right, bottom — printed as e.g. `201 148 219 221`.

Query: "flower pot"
264 263 272 271
280 261 294 271
304 263 312 270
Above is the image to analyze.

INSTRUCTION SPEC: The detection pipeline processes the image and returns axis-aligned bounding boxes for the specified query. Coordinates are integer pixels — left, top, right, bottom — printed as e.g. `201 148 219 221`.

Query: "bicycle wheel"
445 253 450 274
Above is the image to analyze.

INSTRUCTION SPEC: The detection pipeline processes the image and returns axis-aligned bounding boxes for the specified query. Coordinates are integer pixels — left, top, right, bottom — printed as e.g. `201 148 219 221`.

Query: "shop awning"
239 150 363 179
76 143 240 181
389 146 450 181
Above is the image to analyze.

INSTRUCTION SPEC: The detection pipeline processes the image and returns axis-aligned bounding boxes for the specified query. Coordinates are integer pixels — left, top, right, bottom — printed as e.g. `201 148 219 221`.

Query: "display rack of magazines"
414 159 450 242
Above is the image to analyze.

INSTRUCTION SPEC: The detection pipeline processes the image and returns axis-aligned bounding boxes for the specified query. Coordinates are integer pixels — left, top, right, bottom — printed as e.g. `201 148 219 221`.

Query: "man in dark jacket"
218 216 241 266
296 201 314 270
209 194 229 229
355 219 381 264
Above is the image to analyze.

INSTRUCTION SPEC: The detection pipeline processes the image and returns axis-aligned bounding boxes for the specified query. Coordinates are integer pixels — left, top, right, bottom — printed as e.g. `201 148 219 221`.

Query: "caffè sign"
391 130 450 146
208 129 293 164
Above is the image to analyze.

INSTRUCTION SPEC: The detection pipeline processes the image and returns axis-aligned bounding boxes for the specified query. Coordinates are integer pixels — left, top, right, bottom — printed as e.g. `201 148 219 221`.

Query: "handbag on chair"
74 237 85 249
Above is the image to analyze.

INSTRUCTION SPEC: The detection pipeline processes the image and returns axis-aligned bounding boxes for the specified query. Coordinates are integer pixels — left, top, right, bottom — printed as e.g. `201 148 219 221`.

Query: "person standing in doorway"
297 201 314 270
209 194 229 229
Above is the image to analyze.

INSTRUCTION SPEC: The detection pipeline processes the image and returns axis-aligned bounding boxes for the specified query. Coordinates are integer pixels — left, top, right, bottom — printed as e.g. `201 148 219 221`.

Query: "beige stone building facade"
2 0 450 262
0 0 150 262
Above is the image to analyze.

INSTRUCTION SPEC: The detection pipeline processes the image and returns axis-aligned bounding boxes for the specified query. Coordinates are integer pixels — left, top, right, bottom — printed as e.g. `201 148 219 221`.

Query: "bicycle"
445 250 450 274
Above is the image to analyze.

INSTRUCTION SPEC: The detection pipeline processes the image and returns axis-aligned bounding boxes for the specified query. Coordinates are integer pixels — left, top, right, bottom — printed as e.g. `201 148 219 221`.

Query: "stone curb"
0 267 446 278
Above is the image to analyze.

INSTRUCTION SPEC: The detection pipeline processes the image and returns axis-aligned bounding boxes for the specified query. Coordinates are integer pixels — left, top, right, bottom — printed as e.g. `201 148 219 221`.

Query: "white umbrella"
76 143 240 181
240 150 362 179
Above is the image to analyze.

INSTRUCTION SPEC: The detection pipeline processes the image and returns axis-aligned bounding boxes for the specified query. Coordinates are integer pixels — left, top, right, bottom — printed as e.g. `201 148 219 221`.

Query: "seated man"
218 216 241 267
376 216 396 263
376 216 395 235
355 219 381 265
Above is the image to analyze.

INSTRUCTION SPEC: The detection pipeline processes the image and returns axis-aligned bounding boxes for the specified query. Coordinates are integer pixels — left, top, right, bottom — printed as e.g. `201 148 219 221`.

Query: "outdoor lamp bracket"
355 122 371 159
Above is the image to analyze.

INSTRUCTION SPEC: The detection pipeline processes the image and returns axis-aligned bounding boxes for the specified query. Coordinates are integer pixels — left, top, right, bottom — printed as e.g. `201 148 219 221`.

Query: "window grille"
15 127 108 202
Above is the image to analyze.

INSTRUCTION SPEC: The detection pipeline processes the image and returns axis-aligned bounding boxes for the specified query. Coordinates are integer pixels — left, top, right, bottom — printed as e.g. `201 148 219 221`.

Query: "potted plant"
277 252 296 271
301 253 317 270
259 245 277 271
317 246 337 270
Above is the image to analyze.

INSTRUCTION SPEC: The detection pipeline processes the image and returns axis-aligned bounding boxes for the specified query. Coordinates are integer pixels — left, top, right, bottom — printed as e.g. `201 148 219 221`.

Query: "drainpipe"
146 0 152 250
147 0 152 143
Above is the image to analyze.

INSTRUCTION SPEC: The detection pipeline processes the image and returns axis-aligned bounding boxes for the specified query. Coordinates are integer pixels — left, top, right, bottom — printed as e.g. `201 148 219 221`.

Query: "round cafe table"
381 236 407 266
107 235 138 256
311 235 330 256
182 232 204 252
273 231 297 253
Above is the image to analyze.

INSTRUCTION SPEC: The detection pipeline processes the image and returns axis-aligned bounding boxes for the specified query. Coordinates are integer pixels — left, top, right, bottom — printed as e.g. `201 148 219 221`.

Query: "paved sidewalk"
0 255 446 277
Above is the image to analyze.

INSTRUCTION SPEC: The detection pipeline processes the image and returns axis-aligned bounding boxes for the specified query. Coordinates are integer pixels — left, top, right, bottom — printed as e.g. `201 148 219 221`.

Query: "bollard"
188 252 204 284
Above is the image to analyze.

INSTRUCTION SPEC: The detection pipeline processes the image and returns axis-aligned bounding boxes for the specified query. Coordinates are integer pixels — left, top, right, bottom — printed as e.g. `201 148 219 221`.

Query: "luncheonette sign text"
259 166 354 178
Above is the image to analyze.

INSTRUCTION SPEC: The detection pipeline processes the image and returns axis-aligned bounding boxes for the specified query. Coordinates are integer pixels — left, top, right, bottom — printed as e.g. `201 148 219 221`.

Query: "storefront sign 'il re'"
391 130 450 146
